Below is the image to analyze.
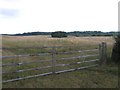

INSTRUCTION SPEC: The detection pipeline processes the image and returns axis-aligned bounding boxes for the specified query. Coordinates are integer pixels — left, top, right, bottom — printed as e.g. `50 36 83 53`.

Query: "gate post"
99 42 107 65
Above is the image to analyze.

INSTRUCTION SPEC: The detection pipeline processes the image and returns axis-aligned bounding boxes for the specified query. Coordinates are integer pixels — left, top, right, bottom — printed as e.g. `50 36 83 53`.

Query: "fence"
1 42 107 83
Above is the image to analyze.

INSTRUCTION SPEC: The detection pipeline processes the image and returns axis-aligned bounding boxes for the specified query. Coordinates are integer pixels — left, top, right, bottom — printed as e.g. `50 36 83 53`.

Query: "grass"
2 35 114 48
2 65 118 88
2 35 118 88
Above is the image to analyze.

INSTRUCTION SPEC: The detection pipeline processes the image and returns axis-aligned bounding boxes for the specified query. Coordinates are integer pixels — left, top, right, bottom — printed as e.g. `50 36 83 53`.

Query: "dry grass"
2 35 114 48
2 35 118 88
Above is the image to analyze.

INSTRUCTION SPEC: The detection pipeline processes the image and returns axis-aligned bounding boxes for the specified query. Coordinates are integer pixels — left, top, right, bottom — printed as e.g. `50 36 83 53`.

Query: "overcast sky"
0 0 119 34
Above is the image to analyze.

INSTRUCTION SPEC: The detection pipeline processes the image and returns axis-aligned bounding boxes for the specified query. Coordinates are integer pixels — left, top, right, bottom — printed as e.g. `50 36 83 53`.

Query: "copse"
51 31 67 38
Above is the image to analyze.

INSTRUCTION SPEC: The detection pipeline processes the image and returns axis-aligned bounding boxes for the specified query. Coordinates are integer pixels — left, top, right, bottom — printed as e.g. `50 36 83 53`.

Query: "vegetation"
14 32 51 36
51 31 67 38
2 35 118 88
67 31 118 37
112 34 120 63
2 65 118 88
2 31 118 37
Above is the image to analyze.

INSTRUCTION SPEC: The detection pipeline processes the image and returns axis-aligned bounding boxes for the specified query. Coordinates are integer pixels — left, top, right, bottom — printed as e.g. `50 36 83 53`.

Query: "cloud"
0 0 17 2
0 8 19 18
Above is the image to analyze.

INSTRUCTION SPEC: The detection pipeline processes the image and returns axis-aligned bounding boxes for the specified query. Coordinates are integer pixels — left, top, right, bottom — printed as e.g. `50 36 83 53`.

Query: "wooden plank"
55 59 99 67
2 59 52 67
1 49 99 59
2 65 52 74
55 64 98 74
56 49 99 54
1 44 98 50
1 53 51 59
2 72 53 83
56 54 99 61
2 64 98 83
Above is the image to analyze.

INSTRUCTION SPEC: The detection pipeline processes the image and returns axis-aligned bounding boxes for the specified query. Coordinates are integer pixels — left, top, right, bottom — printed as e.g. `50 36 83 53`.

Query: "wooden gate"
1 42 107 83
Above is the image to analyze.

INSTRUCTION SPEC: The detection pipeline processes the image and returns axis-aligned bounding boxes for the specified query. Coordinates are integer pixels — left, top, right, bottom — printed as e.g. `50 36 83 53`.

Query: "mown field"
2 35 118 88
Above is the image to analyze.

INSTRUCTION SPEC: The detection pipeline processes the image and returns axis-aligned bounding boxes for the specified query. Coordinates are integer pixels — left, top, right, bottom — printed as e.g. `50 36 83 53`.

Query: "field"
2 35 118 88
2 35 115 48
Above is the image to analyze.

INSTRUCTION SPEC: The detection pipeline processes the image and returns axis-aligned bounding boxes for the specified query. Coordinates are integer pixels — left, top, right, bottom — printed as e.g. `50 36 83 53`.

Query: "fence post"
51 47 56 74
99 42 107 65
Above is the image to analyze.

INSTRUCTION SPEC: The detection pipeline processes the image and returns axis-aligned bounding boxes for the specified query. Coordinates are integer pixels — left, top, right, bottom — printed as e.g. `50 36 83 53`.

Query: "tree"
51 31 67 38
111 33 120 63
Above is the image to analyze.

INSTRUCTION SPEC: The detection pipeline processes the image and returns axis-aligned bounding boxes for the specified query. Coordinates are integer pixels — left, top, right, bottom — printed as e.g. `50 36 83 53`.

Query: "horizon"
1 30 118 35
0 30 118 34
0 0 118 34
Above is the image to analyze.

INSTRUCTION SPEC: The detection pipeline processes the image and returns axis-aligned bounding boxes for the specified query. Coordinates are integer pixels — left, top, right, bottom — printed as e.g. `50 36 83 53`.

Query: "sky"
0 0 119 34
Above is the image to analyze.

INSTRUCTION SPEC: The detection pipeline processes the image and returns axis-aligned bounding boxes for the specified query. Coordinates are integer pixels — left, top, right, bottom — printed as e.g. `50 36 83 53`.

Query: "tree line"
2 31 119 37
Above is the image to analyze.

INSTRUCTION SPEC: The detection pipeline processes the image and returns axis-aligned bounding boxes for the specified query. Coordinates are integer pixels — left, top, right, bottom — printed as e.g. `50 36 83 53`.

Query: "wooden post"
99 42 107 65
103 42 107 64
99 43 102 65
51 47 56 74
